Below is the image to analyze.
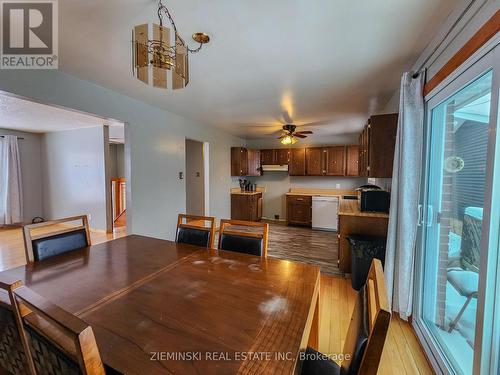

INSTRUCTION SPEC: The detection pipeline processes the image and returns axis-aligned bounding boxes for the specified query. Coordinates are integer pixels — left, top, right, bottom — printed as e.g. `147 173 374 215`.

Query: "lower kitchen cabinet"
231 193 263 221
286 195 312 226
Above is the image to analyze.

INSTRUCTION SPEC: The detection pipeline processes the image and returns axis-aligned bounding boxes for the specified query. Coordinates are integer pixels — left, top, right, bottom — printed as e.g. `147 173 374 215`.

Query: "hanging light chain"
157 0 204 54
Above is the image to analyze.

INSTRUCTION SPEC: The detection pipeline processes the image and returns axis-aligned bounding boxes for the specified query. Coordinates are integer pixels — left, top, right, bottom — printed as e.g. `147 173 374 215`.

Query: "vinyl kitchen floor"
266 222 341 276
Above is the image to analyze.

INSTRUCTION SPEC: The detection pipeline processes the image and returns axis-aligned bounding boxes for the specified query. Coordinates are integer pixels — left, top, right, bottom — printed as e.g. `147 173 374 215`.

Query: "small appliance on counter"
356 185 390 213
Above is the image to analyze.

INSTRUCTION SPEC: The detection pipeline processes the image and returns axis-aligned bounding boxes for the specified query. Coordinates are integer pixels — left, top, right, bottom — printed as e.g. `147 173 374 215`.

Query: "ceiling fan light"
281 135 293 145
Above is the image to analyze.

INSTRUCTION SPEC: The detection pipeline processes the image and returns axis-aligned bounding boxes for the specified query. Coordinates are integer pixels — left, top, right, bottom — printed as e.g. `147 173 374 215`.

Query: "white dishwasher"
312 196 339 231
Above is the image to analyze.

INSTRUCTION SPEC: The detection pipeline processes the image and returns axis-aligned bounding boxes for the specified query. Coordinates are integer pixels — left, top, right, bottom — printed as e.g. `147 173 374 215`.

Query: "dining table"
0 235 321 374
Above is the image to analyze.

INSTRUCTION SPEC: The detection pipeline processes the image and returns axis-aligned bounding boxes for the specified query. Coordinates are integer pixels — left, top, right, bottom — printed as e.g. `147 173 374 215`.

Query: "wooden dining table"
0 235 321 375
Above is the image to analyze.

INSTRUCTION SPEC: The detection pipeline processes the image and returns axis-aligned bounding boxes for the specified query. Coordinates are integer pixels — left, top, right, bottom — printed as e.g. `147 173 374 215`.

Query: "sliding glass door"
414 43 500 375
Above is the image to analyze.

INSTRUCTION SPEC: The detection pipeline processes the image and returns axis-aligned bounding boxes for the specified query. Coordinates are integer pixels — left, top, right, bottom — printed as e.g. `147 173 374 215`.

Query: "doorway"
414 44 500 374
185 139 208 216
109 141 126 232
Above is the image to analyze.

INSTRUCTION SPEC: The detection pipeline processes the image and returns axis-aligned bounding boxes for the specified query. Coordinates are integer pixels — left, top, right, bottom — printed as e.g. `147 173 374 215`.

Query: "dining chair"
11 284 111 375
175 214 216 248
23 215 91 263
218 219 269 257
0 276 35 375
301 259 390 375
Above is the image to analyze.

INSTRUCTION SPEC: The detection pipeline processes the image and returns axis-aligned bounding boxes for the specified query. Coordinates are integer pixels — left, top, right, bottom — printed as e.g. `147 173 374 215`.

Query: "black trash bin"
347 235 386 290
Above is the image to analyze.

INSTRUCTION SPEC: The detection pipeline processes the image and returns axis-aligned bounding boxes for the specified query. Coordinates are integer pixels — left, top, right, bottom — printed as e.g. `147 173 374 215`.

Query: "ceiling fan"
278 124 313 145
276 110 313 144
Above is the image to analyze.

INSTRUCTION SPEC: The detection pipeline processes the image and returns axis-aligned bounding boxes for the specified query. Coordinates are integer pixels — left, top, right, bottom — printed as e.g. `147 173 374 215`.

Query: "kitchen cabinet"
231 147 261 176
346 145 359 176
289 148 306 176
260 149 276 165
286 195 312 226
231 193 263 221
305 146 346 176
325 146 346 176
276 149 290 165
358 113 398 178
260 148 290 165
306 148 323 176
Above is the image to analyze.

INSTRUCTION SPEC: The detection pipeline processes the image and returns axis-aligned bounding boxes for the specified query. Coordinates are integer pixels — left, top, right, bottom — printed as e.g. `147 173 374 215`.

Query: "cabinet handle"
297 198 304 201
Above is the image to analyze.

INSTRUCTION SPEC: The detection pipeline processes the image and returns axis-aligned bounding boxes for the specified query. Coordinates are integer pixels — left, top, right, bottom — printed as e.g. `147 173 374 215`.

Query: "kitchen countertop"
338 198 389 218
285 188 357 198
230 191 262 196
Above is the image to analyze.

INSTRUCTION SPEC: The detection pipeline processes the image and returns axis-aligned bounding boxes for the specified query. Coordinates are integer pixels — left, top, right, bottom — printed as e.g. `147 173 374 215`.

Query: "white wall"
0 70 245 240
246 135 366 219
0 128 43 223
41 126 108 230
185 139 205 215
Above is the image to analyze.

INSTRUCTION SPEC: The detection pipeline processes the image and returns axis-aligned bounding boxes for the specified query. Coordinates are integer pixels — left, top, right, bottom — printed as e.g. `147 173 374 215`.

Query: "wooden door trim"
424 10 500 97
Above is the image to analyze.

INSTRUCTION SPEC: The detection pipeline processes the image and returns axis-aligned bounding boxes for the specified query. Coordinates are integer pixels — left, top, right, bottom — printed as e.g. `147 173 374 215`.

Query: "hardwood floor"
0 226 433 374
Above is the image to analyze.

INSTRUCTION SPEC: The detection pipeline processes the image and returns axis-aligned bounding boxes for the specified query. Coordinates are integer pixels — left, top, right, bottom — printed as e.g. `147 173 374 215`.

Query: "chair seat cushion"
32 229 88 261
301 347 340 375
177 227 211 248
447 270 479 297
219 233 263 256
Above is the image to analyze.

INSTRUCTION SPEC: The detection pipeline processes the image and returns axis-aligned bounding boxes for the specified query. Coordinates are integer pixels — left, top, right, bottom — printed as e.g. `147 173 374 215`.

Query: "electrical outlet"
88 214 92 221
336 184 341 189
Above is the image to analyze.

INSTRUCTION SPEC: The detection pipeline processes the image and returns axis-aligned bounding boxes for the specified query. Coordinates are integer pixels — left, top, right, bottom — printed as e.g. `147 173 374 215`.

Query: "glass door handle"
417 204 423 226
426 205 434 227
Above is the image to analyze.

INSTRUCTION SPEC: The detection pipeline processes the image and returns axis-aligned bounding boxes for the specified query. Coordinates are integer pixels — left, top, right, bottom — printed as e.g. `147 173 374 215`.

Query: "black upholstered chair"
301 260 390 375
10 284 119 375
0 277 33 375
23 215 91 263
218 219 269 257
176 214 216 248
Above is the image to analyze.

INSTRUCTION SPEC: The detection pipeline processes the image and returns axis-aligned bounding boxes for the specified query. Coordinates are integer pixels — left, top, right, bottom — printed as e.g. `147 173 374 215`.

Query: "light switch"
179 172 184 180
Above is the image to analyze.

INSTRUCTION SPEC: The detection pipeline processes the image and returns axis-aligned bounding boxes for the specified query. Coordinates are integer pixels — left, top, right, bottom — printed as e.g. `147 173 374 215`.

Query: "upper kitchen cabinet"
260 148 290 165
305 147 323 176
358 113 398 178
325 146 346 176
260 149 275 165
231 147 261 176
276 149 290 165
346 145 359 176
305 146 346 176
289 148 306 176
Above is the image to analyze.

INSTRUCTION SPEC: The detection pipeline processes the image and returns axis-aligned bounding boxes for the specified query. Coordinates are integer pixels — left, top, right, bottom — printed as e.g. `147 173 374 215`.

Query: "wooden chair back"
11 285 106 375
218 219 269 257
176 214 216 248
343 259 391 375
0 276 36 374
23 215 91 263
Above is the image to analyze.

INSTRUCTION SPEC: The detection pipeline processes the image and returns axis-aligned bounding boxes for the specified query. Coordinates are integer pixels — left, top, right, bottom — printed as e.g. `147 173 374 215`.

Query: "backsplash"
247 173 366 220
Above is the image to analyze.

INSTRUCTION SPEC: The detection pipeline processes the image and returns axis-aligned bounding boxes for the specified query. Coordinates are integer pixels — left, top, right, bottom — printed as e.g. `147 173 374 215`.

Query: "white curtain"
0 135 23 225
384 71 425 320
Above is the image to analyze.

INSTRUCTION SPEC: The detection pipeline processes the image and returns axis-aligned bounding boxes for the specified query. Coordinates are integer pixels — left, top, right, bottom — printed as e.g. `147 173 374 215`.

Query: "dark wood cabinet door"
231 194 262 221
246 149 261 176
369 114 398 177
276 149 290 165
346 145 359 176
325 146 346 176
286 195 312 226
231 147 247 176
306 147 324 176
289 148 306 176
260 149 276 165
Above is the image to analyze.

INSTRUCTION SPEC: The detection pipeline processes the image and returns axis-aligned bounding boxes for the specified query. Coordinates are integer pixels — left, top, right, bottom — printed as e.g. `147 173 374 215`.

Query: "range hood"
261 164 289 172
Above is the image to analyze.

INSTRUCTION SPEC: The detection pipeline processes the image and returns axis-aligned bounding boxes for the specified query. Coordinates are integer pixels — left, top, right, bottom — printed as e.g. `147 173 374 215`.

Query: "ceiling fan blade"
282 110 293 124
295 131 313 135
294 134 307 138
